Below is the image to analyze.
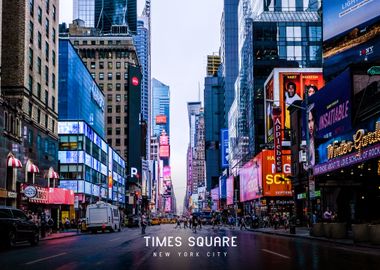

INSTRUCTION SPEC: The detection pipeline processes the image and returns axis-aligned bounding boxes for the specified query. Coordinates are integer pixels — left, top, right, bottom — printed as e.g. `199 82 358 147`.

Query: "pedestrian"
141 214 147 234
240 216 247 230
47 216 54 235
175 217 181 229
197 216 202 230
183 218 188 229
192 215 198 233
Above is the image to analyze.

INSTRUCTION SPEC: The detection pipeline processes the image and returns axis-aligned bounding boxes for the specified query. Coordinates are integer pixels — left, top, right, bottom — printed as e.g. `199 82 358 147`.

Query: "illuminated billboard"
239 158 261 202
159 145 170 158
159 135 169 146
264 68 324 143
226 176 234 205
156 115 167 125
163 166 171 180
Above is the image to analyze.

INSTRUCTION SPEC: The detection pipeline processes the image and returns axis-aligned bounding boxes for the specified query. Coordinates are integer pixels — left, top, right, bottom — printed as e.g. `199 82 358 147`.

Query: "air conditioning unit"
299 150 307 162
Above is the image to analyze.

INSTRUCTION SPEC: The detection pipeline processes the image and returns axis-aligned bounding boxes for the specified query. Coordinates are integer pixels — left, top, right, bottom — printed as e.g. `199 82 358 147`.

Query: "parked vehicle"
127 215 140 228
86 201 121 233
0 207 39 248
150 218 161 225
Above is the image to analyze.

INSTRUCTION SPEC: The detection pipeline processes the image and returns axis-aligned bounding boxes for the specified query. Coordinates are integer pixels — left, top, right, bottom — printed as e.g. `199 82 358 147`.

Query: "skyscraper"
151 78 170 138
73 0 95 27
94 0 137 33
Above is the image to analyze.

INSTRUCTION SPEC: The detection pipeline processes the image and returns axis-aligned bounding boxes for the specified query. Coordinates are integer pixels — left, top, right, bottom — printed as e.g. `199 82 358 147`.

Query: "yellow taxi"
151 218 161 225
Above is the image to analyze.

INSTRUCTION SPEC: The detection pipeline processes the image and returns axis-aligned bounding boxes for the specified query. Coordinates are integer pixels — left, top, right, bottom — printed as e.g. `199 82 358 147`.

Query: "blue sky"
60 0 223 213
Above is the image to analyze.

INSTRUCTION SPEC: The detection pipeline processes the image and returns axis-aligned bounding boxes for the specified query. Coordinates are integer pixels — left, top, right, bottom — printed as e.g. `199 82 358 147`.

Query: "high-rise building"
73 0 95 27
66 21 142 214
151 78 170 138
94 0 137 33
220 0 239 127
207 55 221 76
229 0 322 172
1 0 60 206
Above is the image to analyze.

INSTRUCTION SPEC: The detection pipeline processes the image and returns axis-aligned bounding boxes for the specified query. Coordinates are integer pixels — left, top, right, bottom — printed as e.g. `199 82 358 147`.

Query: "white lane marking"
261 249 290 259
109 237 121 242
25 252 67 265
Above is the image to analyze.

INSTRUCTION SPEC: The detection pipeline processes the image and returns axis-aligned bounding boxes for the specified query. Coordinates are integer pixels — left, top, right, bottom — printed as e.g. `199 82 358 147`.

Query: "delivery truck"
86 201 121 233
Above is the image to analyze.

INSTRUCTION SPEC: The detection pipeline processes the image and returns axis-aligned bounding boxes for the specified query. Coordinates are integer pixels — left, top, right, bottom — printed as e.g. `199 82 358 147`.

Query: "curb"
248 229 380 250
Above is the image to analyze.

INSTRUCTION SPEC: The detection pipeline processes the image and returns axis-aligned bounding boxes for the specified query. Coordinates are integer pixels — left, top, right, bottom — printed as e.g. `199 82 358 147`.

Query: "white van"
86 201 121 233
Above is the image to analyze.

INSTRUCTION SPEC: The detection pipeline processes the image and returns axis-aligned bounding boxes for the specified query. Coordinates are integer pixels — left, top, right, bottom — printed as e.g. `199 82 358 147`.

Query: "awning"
7 156 22 168
48 168 59 179
27 163 40 173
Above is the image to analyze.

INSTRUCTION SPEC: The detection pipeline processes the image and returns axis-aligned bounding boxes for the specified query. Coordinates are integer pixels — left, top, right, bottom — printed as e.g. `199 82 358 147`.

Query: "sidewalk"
40 229 84 241
248 226 380 250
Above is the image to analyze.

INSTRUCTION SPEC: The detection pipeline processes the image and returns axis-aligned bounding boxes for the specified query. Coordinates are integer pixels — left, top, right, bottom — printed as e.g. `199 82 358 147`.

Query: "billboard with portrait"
239 158 260 202
264 68 324 143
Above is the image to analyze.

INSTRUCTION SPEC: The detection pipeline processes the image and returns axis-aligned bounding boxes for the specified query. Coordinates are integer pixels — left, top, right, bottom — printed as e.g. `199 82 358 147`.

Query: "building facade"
1 0 60 207
151 78 170 138
73 0 95 27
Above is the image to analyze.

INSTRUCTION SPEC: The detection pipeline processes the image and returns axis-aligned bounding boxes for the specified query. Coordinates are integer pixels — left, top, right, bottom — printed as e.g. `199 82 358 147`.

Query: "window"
82 40 87 45
309 46 320 61
107 94 112 101
116 117 121 124
38 7 42 24
124 72 128 80
124 94 128 101
309 26 321 41
99 62 104 69
45 66 49 86
52 73 56 89
52 28 56 43
107 83 112 91
287 45 302 60
107 105 112 113
116 83 121 91
37 83 41 99
108 40 113 45
99 72 104 80
37 57 42 74
286 26 301 41
29 48 34 70
52 119 55 133
91 40 95 45
29 21 34 44
107 128 112 135
45 114 48 128
108 73 113 80
124 105 128 113
46 0 50 13
28 75 33 92
107 117 112 124
116 94 121 102
90 62 96 69
281 0 296 11
50 51 56 67
45 42 49 61
100 40 104 45
38 32 42 49
52 5 56 20
116 62 121 69
116 72 121 80
116 106 121 113
115 139 120 146
124 117 128 124
116 128 121 135
29 102 33 116
29 0 34 16
37 109 41 123
52 96 55 111
99 83 104 91
45 90 49 105
108 62 113 69
124 62 128 69
45 19 49 38
107 139 112 145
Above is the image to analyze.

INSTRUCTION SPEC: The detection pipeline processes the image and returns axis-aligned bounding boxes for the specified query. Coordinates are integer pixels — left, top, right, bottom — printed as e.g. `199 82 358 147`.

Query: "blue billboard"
220 129 229 168
323 0 380 41
219 176 227 199
304 69 352 140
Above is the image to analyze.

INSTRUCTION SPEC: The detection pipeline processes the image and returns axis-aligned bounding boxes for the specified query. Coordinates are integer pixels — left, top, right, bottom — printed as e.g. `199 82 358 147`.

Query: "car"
0 207 40 248
150 218 161 225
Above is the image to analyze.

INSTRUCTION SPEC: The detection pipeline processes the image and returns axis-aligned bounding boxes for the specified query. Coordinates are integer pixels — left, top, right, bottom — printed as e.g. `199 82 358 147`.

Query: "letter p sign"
131 167 138 178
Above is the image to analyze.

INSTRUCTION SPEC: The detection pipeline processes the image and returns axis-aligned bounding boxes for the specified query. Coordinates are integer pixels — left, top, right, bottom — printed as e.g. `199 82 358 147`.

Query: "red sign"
131 76 139 86
48 188 74 205
159 145 170 158
156 115 167 124
273 107 282 173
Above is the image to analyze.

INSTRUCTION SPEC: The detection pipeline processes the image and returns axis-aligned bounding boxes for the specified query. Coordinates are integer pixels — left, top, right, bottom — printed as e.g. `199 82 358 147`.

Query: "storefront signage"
327 122 380 160
24 186 37 198
297 193 306 199
273 107 282 173
7 192 17 198
220 129 229 168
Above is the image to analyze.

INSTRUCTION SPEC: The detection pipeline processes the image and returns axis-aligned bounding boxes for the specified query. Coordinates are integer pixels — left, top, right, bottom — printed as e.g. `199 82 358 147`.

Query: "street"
0 224 379 270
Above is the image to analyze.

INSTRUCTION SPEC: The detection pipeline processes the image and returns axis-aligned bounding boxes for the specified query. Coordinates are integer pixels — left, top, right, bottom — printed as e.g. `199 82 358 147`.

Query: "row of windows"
107 116 128 125
107 94 128 102
106 105 128 114
91 72 127 81
3 111 21 138
28 77 56 110
74 40 123 46
107 127 129 137
90 61 129 70
29 0 56 22
79 49 132 60
99 83 128 92
27 102 56 132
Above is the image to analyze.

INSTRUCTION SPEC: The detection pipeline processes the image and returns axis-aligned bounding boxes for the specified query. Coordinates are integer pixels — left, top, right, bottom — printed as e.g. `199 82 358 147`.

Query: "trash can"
290 225 296 234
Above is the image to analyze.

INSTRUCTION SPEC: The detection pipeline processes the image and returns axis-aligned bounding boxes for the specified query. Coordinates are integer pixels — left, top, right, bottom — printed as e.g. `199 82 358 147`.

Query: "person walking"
141 214 147 234
175 217 182 229
192 215 198 233
240 216 247 230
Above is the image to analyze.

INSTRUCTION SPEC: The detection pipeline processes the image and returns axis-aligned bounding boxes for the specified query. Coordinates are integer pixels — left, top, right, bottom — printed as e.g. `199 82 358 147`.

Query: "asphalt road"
0 224 379 270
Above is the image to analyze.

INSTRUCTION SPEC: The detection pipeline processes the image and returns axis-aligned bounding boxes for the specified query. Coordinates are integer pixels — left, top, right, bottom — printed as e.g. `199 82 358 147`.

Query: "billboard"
163 180 172 196
163 166 171 180
165 197 172 212
264 68 324 143
159 135 169 146
226 176 234 205
156 115 167 125
219 176 227 199
239 158 261 202
211 187 219 201
323 0 380 41
303 69 352 140
220 129 229 168
159 145 170 158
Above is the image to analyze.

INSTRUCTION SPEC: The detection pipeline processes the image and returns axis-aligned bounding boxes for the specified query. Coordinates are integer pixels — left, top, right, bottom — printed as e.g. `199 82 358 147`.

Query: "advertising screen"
165 197 172 212
211 187 219 201
323 0 380 41
163 166 171 180
156 115 167 124
58 151 85 164
219 176 227 199
239 158 261 202
159 135 169 146
59 180 78 192
220 129 229 168
159 145 170 158
226 176 234 205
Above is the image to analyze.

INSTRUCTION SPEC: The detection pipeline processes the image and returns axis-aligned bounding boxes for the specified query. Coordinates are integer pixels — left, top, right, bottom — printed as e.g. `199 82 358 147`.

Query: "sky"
59 0 224 213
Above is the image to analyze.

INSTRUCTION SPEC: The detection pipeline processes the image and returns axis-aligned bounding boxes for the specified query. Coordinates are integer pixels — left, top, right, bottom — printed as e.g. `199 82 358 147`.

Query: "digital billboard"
159 145 170 158
220 129 229 168
156 115 167 124
239 158 260 202
264 68 324 143
211 187 219 201
219 176 227 199
165 197 172 212
159 135 169 146
163 166 171 180
226 176 234 205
